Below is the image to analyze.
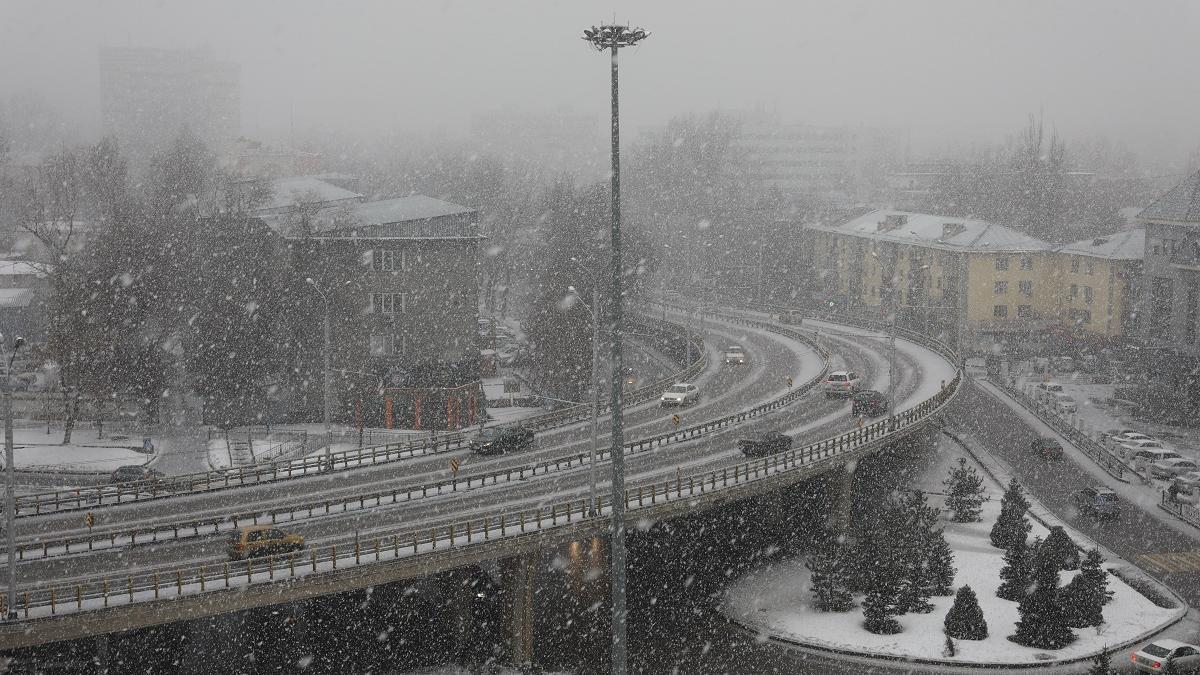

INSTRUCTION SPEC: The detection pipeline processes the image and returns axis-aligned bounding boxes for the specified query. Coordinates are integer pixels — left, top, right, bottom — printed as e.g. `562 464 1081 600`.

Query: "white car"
1132 639 1200 673
1153 457 1200 479
822 371 861 398
660 383 700 407
1172 470 1200 493
1119 438 1171 459
723 345 747 365
1052 393 1077 414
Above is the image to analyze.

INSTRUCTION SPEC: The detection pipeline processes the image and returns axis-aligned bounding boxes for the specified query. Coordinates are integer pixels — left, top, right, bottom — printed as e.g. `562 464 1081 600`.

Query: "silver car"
1132 640 1200 673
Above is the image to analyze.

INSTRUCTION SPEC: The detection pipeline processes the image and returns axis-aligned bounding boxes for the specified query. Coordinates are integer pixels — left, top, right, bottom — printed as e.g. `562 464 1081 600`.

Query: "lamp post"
304 278 332 468
582 22 648 675
871 251 899 413
2 333 25 619
567 273 600 516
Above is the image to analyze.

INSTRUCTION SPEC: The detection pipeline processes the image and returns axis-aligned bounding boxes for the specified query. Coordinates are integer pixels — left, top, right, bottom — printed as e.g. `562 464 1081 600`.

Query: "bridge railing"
3 358 960 625
13 321 708 518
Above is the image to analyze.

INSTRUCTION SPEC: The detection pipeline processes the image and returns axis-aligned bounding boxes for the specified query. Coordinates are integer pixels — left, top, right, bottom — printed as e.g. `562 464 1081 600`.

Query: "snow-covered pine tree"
1041 526 1081 571
996 535 1031 601
862 565 904 634
1086 649 1114 675
944 584 988 640
928 529 956 596
990 477 1031 549
1011 545 1076 649
943 634 957 657
806 540 855 612
943 458 985 523
1062 548 1113 628
896 491 940 614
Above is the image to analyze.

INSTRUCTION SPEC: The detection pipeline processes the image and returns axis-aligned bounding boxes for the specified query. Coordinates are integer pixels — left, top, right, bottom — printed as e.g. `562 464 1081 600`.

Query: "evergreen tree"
862 566 904 634
1011 545 1076 649
943 634 957 657
928 530 957 596
1085 649 1114 675
1062 549 1113 628
1041 526 1081 571
944 585 988 640
943 458 986 522
895 491 940 614
807 539 855 612
990 478 1032 550
996 536 1031 601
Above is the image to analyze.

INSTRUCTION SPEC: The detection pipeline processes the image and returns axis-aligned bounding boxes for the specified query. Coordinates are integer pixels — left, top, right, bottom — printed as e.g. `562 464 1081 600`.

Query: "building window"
993 305 1008 318
369 334 391 356
1084 260 1095 275
1083 286 1093 304
1020 256 1033 270
1070 284 1078 299
994 281 1008 294
1071 258 1080 273
371 249 409 272
1017 305 1032 319
371 292 395 315
994 257 1009 271
1068 308 1092 324
1019 280 1032 296
1150 239 1163 256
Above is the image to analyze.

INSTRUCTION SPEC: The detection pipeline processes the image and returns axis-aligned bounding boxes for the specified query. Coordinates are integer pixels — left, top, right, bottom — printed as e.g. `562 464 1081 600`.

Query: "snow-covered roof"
257 176 363 212
1139 170 1200 223
810 209 1052 253
1057 229 1144 260
349 196 475 226
0 288 35 309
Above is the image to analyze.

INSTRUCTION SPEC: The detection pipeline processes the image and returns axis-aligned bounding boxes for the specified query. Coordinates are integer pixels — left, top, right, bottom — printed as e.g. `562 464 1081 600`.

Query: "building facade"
1137 170 1200 356
1051 230 1143 340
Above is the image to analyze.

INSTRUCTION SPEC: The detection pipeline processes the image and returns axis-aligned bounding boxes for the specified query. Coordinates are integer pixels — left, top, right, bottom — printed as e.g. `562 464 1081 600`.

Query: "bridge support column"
832 462 856 536
502 550 537 671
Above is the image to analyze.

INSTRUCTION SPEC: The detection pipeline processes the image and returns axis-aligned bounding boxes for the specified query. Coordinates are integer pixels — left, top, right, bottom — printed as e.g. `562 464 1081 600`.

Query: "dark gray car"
1070 486 1120 519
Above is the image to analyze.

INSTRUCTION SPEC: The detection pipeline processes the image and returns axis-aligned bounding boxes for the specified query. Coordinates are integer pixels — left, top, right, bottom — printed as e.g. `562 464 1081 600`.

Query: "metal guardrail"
3 326 960 623
16 317 826 561
13 321 707 518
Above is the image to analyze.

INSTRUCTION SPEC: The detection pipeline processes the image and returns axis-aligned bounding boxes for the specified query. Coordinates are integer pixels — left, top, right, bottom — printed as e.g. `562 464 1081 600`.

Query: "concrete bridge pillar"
832 462 857 536
502 549 538 670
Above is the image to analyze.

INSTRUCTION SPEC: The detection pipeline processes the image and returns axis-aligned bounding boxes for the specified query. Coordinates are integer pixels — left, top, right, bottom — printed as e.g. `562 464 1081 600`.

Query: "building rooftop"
811 209 1052 253
1057 229 1144 260
256 176 362 212
1139 169 1200 224
0 260 47 277
349 196 475 226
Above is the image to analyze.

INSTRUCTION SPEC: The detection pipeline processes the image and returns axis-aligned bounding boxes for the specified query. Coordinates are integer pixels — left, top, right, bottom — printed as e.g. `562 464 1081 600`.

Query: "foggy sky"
2 0 1198 160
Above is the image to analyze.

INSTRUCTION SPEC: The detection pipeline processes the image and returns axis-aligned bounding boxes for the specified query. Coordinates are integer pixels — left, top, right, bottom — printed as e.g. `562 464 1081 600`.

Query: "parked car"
1173 470 1200 492
1152 457 1200 479
1070 486 1120 519
470 426 535 456
738 432 792 457
1052 392 1078 414
723 345 747 365
1107 431 1156 452
821 371 861 399
1031 437 1064 459
851 390 889 417
1035 382 1064 401
1132 639 1200 673
109 465 164 484
660 383 700 407
1120 438 1173 460
1130 448 1183 466
227 526 304 560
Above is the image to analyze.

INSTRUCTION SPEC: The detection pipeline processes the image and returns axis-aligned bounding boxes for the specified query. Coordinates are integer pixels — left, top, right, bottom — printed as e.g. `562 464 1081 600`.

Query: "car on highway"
1030 437 1064 459
1070 486 1120 519
821 370 861 398
227 526 305 560
1052 392 1078 414
1173 471 1200 493
470 426 535 455
851 390 889 417
1132 639 1200 673
110 465 164 484
723 345 747 365
1152 457 1200 479
660 383 700 407
738 431 792 457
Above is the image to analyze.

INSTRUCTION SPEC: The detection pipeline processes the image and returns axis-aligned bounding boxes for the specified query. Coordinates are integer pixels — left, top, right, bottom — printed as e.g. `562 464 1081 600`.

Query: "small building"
1052 230 1144 339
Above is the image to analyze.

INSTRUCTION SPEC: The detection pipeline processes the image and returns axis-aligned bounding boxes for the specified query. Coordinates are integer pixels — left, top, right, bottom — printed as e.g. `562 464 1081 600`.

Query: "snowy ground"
722 436 1183 666
7 427 151 473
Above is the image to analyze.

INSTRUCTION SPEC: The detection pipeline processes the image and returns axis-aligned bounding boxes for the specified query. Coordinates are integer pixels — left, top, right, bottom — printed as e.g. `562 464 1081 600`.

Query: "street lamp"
2 333 25 619
582 22 648 675
870 251 899 414
566 277 600 517
304 278 332 468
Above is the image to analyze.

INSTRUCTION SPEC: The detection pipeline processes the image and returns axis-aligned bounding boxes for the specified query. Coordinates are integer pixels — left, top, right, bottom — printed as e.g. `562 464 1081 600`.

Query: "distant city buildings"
470 108 604 181
99 47 240 156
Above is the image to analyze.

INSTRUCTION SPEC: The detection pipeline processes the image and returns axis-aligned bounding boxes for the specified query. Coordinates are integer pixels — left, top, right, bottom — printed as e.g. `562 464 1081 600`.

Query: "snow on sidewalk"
721 435 1183 666
9 428 150 473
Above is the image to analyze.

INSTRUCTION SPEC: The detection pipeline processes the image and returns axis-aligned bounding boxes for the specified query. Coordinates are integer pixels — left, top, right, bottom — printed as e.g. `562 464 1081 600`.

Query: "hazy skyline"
2 0 1198 163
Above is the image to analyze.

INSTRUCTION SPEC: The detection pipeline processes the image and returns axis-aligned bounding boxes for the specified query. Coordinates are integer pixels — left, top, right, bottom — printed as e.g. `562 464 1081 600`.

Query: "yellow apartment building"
1051 230 1143 339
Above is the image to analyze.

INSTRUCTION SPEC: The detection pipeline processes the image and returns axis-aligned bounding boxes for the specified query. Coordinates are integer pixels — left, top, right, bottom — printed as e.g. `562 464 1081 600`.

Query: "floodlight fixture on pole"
3 333 25 619
305 278 333 468
582 21 647 675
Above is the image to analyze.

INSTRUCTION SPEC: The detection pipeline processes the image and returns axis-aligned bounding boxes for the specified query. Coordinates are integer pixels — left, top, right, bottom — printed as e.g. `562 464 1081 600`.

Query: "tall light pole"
567 273 600 516
870 251 899 413
583 22 648 675
2 333 25 619
305 278 332 467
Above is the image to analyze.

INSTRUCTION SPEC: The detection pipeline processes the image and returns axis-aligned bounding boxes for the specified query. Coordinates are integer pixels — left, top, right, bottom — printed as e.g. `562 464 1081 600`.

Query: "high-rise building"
99 47 240 155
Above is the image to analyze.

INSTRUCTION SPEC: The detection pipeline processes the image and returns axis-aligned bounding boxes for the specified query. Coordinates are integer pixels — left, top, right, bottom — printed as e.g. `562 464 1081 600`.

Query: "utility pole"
582 23 648 675
305 279 332 468
2 334 25 619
